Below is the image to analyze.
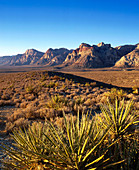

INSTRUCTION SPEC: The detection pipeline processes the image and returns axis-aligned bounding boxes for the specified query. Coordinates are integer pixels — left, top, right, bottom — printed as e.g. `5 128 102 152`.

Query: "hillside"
37 48 72 66
115 44 139 67
63 42 121 68
0 42 138 68
0 49 44 66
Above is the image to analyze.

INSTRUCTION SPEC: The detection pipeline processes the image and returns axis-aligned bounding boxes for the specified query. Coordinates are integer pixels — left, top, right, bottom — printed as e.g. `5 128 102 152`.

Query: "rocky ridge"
0 42 138 68
37 48 72 66
64 42 120 68
115 44 139 67
11 49 44 65
0 49 44 66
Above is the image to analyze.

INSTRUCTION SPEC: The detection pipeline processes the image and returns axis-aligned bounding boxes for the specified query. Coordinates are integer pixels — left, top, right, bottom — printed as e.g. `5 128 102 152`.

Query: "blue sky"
0 0 139 56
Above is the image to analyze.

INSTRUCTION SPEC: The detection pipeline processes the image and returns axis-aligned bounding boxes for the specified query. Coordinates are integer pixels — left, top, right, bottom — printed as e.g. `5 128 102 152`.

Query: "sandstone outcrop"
115 45 136 57
64 42 120 68
37 48 72 66
0 49 44 66
0 42 138 68
12 49 44 65
115 44 139 67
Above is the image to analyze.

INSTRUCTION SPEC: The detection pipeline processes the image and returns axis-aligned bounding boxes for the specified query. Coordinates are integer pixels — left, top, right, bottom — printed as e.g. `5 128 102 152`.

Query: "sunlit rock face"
64 42 120 68
37 48 73 66
115 44 139 67
0 49 44 66
0 42 138 68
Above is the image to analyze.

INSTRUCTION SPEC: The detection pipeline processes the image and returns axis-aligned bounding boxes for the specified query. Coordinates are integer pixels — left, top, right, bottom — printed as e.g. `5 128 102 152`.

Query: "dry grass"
0 69 138 133
62 69 139 88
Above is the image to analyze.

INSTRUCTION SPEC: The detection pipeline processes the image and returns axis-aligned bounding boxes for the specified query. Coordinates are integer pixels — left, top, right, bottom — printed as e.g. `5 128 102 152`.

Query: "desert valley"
0 41 138 169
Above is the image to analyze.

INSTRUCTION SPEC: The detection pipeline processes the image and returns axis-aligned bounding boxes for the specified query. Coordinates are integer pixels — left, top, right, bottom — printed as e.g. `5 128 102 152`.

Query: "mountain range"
0 42 138 68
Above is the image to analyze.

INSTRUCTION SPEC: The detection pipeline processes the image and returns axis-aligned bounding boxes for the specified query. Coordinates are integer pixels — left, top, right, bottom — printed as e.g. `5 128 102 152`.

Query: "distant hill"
0 42 138 68
37 48 73 66
0 49 44 66
63 42 121 68
0 55 13 65
115 44 139 67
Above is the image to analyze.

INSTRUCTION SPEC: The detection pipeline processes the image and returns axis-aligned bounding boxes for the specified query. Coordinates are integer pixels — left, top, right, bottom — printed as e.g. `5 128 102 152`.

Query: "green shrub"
104 88 127 103
40 73 48 82
25 85 34 93
47 81 56 88
46 95 68 110
85 82 90 87
1 111 123 170
132 86 138 94
97 99 139 169
1 99 138 170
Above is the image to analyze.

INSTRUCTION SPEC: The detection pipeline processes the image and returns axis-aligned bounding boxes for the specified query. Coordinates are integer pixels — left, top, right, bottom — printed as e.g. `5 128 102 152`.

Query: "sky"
0 0 139 56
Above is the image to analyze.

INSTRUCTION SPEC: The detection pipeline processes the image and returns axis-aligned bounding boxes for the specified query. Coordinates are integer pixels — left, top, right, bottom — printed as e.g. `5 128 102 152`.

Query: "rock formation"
63 42 120 68
13 49 44 65
0 56 13 65
37 48 72 66
0 42 138 68
115 44 139 67
0 49 44 66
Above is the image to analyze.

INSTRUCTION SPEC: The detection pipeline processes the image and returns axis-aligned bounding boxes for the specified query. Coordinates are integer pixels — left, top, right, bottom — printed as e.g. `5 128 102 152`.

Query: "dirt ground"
0 66 139 88
61 70 139 88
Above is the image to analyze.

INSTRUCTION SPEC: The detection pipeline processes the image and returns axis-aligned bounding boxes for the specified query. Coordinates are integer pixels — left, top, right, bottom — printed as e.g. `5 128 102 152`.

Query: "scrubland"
0 70 138 133
0 70 138 169
62 69 139 88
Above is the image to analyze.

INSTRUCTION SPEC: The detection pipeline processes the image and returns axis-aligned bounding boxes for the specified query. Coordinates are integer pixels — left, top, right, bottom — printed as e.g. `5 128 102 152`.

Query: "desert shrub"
65 78 71 86
0 99 5 106
104 88 127 103
51 75 60 80
5 118 30 133
132 86 138 94
24 94 35 101
47 81 56 88
55 81 59 87
84 98 93 106
90 82 97 87
8 109 24 122
20 101 28 108
1 111 124 170
25 85 34 93
9 83 14 89
85 82 90 87
46 95 68 110
5 122 15 132
74 96 85 105
96 99 139 169
1 93 10 100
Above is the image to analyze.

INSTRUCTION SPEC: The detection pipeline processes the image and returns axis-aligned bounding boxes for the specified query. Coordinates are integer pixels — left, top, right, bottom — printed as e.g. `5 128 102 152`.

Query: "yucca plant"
98 99 138 137
1 122 48 169
1 111 123 170
105 88 127 104
97 99 139 169
46 95 68 110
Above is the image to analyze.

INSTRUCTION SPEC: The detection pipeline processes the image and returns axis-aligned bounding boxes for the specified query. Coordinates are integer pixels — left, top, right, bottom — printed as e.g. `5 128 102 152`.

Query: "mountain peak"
79 43 91 49
97 42 105 47
97 42 111 48
25 49 38 55
0 42 138 68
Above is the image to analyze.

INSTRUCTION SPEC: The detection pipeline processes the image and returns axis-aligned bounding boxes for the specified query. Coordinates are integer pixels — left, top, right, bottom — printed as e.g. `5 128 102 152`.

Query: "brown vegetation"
62 69 139 88
0 70 138 134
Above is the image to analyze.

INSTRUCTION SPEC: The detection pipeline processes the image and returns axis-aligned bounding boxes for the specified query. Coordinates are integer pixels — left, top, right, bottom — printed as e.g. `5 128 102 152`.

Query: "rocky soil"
0 70 139 168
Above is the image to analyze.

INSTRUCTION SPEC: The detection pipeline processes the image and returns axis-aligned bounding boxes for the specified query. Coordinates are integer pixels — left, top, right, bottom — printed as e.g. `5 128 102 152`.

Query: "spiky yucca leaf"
1 122 48 169
98 99 139 137
1 111 124 170
97 99 139 169
31 111 123 170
